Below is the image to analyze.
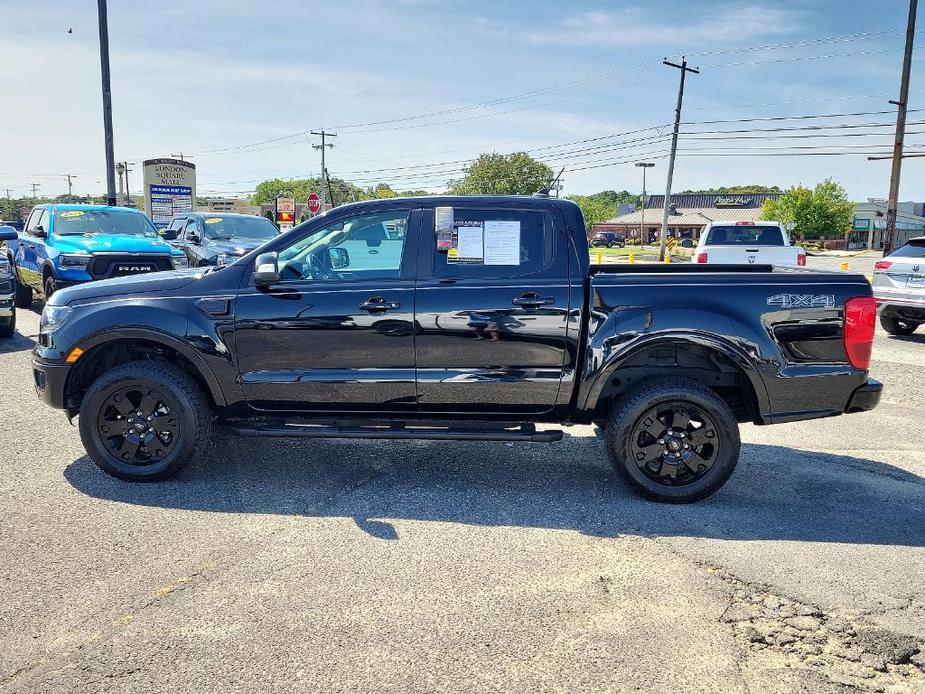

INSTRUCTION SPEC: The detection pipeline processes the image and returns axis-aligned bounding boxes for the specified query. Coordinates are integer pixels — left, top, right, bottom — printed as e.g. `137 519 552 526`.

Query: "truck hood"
53 233 178 255
50 268 205 306
205 238 266 257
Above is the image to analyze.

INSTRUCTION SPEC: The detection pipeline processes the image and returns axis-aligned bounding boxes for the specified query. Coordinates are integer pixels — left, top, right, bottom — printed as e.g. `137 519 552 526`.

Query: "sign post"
307 192 321 216
142 158 196 230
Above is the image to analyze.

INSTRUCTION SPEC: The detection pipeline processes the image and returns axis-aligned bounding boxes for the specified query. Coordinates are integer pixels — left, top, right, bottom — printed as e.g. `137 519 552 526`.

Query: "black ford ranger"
32 196 881 502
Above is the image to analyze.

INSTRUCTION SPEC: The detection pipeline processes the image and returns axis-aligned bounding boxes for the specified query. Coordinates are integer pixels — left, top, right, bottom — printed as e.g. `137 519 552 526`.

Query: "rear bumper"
876 296 925 321
845 378 883 414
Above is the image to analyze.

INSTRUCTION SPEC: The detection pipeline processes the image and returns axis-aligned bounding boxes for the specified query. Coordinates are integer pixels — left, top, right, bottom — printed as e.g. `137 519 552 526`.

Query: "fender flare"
580 330 771 418
71 326 228 408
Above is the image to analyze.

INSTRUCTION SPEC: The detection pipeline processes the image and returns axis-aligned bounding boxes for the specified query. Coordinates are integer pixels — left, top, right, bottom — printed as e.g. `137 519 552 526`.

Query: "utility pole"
97 0 117 206
883 0 918 256
635 162 655 244
65 174 76 196
123 161 133 207
31 183 41 201
311 130 336 209
116 162 125 205
659 57 699 261
170 153 188 162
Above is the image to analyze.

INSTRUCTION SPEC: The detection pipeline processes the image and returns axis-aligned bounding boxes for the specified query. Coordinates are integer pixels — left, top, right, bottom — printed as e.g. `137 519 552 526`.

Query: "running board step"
229 422 563 442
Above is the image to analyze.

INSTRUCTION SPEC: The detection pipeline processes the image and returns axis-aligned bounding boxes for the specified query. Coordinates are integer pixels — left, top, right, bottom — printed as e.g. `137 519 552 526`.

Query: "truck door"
234 205 421 412
15 208 46 290
414 204 571 414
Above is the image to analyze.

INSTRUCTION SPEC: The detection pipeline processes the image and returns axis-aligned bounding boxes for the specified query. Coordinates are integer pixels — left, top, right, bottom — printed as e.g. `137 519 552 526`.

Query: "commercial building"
592 193 783 243
847 199 925 249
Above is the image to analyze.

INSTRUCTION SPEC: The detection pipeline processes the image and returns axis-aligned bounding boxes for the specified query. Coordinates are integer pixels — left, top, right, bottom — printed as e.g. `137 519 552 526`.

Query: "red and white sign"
307 193 321 215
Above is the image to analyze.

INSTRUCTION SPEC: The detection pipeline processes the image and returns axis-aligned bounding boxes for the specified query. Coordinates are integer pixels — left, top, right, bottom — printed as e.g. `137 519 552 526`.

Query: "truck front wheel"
605 379 740 503
78 360 211 481
12 268 32 308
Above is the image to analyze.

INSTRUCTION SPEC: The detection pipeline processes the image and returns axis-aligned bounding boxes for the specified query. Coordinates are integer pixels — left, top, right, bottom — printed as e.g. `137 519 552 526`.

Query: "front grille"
88 254 174 279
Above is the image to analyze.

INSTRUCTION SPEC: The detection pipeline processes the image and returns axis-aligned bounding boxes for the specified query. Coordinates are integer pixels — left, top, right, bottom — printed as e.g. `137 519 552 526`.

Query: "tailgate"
704 245 799 266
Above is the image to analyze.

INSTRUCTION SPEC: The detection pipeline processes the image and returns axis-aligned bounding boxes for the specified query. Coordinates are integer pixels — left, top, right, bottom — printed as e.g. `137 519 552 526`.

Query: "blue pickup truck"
7 204 188 306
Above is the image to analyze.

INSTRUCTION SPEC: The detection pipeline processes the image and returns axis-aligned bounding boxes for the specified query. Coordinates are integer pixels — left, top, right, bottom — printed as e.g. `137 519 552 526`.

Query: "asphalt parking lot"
1 303 923 693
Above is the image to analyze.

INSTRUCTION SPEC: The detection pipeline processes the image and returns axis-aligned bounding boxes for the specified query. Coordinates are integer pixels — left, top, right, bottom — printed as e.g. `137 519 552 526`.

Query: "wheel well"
593 340 761 424
64 338 216 412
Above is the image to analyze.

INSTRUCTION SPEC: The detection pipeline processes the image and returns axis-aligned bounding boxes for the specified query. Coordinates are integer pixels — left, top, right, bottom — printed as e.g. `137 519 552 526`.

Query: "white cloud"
529 4 800 49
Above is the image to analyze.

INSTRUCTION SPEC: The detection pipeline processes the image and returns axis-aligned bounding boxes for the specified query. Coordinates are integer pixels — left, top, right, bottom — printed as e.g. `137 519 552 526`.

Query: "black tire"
0 308 14 338
78 360 211 481
607 241 614 248
880 314 919 336
43 274 56 299
12 266 32 308
604 379 741 503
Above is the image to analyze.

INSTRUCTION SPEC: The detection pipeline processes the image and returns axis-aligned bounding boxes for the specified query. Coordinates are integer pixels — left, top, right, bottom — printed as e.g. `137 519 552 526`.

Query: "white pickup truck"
694 220 806 267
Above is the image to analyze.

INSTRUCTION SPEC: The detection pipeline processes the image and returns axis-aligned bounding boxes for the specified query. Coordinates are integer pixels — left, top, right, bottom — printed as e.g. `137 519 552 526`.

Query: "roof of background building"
643 193 783 209
599 206 769 226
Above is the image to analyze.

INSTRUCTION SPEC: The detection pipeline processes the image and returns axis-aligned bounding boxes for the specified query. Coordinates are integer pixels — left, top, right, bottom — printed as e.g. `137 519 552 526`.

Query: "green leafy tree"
449 152 553 196
567 195 617 238
680 185 782 195
586 190 641 209
761 179 854 240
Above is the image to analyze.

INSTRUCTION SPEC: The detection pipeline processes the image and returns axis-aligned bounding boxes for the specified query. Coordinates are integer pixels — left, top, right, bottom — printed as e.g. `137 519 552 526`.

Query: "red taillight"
874 260 892 271
696 252 708 263
844 297 877 370
797 253 806 266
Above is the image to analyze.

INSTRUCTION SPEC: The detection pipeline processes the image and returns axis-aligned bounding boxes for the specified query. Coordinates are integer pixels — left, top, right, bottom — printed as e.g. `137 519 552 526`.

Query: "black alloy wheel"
96 385 179 465
880 314 919 336
629 402 719 486
44 275 56 299
605 379 741 502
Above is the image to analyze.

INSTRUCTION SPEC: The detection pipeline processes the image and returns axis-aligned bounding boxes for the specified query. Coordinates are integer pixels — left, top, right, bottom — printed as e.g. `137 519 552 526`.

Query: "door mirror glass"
33 225 47 238
253 251 280 285
328 246 350 270
0 226 18 241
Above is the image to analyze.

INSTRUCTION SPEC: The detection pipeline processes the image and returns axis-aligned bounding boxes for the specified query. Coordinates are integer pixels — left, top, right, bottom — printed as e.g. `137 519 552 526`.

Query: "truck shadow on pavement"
0 330 36 354
64 435 925 547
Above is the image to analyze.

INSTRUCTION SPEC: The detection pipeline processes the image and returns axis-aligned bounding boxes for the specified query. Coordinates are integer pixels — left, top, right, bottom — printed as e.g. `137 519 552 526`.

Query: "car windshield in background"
705 225 785 246
55 209 158 237
890 241 925 258
202 216 278 241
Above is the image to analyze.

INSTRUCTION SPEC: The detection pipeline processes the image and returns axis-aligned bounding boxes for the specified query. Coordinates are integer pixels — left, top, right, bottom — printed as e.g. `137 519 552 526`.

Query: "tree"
449 152 553 196
567 195 617 237
680 185 782 195
586 190 640 209
761 179 854 240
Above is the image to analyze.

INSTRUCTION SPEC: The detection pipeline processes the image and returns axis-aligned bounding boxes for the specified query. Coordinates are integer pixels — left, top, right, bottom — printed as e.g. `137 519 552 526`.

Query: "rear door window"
890 242 925 258
705 225 785 246
432 208 554 279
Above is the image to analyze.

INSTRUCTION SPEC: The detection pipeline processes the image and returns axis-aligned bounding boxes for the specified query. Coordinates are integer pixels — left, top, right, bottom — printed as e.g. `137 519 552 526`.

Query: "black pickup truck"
32 196 881 502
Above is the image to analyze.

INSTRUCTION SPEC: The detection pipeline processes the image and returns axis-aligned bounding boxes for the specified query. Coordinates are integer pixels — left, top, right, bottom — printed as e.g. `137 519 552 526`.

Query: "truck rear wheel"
78 360 211 481
605 379 740 503
880 314 919 336
0 308 14 338
12 269 32 308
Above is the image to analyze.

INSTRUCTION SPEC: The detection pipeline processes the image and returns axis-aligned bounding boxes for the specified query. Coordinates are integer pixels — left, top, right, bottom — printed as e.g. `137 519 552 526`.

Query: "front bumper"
32 357 71 409
845 378 883 414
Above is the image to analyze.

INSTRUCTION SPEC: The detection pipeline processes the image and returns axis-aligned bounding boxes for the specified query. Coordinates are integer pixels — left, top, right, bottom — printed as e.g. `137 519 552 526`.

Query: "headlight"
171 255 189 270
59 253 91 270
40 305 72 333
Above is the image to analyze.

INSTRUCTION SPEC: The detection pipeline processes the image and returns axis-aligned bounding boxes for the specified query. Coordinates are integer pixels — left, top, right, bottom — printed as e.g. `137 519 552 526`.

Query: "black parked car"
161 212 279 267
590 231 625 248
0 225 19 337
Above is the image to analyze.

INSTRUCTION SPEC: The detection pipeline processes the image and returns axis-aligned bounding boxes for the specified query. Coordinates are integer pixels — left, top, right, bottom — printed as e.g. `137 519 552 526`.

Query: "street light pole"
635 162 655 244
97 0 117 207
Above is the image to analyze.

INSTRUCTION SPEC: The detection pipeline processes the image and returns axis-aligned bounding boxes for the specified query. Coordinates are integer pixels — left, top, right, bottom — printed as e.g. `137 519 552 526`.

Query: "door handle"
512 292 554 308
359 297 400 312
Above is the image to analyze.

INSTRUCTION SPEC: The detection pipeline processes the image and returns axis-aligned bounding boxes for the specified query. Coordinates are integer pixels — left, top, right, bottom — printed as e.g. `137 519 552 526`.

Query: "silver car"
873 236 925 335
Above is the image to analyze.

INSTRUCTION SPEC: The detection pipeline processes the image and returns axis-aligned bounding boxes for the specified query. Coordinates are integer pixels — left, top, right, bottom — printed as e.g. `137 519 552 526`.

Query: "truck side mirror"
187 231 201 244
253 251 280 286
0 226 18 241
33 225 47 239
160 228 179 241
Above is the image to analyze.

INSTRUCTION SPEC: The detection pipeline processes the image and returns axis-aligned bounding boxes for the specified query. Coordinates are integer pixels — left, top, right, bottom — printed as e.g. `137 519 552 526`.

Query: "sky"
0 0 923 201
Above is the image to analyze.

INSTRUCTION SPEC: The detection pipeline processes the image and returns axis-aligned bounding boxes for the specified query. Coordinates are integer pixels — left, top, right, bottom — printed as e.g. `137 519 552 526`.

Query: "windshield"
54 209 158 237
202 216 278 241
890 241 925 258
705 225 785 246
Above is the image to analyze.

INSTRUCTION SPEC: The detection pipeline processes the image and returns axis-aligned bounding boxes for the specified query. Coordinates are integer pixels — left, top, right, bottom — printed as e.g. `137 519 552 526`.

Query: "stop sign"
307 193 321 214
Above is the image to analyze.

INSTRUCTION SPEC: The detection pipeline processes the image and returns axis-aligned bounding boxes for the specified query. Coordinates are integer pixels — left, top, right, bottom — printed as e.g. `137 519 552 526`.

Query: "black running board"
229 422 563 442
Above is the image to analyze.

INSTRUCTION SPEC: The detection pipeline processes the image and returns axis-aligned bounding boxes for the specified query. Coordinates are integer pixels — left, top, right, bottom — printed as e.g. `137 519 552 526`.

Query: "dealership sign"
142 158 196 229
276 196 295 228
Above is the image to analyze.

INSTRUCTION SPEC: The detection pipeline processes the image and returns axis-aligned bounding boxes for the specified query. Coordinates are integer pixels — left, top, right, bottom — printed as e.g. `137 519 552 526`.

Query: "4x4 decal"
767 293 836 309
